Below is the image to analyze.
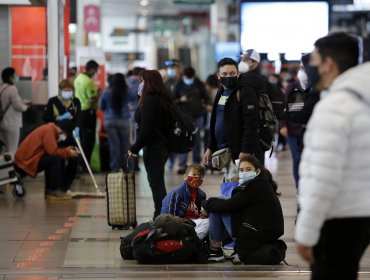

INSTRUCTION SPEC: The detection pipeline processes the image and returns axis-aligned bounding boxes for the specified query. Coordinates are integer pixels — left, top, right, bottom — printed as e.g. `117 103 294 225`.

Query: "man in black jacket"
203 57 261 181
237 49 265 164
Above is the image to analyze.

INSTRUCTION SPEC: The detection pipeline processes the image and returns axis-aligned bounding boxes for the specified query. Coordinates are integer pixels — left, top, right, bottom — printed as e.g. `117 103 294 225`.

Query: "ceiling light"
140 0 149 6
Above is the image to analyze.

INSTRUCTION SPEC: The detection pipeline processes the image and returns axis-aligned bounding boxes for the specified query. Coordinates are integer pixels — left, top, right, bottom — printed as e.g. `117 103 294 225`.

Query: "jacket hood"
238 69 265 90
329 62 370 105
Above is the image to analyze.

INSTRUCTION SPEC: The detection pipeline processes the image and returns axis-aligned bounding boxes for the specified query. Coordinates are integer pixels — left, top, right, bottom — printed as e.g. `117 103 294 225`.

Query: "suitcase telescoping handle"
123 153 135 172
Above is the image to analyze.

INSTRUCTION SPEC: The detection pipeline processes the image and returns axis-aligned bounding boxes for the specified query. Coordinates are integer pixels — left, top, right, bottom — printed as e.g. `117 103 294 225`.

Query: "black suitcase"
105 167 137 230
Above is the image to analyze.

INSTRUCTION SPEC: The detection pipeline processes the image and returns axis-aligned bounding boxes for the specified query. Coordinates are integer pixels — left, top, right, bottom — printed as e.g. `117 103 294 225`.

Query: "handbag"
211 148 231 170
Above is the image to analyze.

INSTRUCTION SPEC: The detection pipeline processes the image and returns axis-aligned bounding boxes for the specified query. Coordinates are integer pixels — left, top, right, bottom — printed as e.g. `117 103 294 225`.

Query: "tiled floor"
1 150 370 279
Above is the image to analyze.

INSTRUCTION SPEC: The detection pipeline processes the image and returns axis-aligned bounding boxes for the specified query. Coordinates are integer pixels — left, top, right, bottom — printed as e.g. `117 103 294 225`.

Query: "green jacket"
74 73 98 110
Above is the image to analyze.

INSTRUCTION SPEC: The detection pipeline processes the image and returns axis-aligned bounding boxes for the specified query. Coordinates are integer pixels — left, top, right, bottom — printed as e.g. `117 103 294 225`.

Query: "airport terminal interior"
1 0 370 279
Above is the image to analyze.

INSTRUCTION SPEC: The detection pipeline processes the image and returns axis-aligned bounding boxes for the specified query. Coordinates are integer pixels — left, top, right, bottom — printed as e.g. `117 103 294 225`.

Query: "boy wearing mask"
161 164 209 239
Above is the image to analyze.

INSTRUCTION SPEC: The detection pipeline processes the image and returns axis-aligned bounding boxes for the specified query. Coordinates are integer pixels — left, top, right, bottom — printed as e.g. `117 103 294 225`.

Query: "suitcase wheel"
112 225 130 230
12 183 26 198
131 221 138 229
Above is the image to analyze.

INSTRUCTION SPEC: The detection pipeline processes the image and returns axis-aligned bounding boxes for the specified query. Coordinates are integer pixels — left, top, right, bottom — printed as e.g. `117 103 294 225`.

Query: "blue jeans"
287 135 301 190
209 212 232 242
178 116 204 168
105 118 131 171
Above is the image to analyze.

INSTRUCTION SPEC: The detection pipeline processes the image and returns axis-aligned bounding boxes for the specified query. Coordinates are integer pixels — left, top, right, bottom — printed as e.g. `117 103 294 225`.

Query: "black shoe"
208 247 225 262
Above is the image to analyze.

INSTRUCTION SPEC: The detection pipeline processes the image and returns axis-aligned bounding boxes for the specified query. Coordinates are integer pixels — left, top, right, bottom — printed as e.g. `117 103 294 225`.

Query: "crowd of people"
1 31 370 278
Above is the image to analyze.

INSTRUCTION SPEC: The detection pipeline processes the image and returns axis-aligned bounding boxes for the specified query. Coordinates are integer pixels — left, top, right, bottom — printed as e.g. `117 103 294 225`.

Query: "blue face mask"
239 170 257 185
61 90 73 100
183 78 194 86
167 68 176 78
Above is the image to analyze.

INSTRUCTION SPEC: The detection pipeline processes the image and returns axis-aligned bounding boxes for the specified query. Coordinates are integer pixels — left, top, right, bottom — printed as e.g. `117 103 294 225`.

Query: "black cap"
55 120 75 136
164 59 180 67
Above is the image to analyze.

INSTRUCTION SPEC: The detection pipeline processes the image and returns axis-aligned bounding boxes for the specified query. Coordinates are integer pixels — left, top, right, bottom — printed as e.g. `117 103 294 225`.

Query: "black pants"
37 154 64 193
58 137 79 190
79 109 96 167
311 217 370 280
143 142 169 218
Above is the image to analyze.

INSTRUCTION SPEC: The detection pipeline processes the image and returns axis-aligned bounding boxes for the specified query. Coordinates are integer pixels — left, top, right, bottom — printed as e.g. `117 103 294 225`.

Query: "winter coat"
202 171 284 258
296 62 370 246
130 94 171 154
161 181 207 218
208 78 261 161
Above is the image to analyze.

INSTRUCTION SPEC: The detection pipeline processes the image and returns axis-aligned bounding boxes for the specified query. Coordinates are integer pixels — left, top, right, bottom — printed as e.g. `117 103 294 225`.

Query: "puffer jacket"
296 62 370 246
202 171 284 258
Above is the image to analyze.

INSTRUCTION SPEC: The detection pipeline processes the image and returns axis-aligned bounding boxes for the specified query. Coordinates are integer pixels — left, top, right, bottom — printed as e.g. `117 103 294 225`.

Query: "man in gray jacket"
295 32 370 280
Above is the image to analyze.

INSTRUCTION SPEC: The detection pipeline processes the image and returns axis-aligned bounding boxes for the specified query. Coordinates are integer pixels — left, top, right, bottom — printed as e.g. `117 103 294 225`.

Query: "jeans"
79 109 96 168
311 218 370 280
143 142 169 218
287 135 301 190
105 118 131 171
178 116 203 168
209 211 233 242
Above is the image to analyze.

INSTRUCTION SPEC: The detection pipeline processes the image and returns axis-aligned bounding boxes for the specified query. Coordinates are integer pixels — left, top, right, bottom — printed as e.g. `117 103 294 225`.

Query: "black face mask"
220 76 238 89
305 64 320 90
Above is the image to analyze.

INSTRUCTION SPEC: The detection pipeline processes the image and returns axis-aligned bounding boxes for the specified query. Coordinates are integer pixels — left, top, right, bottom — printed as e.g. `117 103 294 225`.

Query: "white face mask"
58 133 67 142
297 70 308 90
238 61 250 73
239 170 257 185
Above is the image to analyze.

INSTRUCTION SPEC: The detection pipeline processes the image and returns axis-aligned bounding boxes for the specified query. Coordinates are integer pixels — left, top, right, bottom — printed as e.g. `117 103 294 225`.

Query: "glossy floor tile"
1 150 370 279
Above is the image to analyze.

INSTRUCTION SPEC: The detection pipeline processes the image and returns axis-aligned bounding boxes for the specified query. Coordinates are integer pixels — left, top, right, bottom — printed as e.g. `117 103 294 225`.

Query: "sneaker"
223 247 234 260
208 247 225 262
45 190 72 200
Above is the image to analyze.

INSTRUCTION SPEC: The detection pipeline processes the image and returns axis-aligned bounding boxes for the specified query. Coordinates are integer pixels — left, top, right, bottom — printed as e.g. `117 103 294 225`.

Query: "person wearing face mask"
202 155 284 263
163 59 182 171
279 53 311 190
203 57 255 182
163 59 182 94
0 67 31 157
235 49 265 164
74 60 99 173
173 66 210 174
14 120 80 200
160 164 209 240
43 79 81 192
295 33 370 280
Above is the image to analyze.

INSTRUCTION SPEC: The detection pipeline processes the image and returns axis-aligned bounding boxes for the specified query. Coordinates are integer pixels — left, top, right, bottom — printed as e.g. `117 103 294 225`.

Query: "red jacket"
14 123 72 177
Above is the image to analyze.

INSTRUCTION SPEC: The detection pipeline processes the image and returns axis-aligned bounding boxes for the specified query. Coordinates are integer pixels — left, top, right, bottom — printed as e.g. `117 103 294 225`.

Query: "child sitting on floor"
161 164 209 239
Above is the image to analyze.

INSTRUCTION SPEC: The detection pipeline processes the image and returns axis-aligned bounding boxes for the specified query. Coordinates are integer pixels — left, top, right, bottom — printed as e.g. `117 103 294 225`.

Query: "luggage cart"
0 153 25 198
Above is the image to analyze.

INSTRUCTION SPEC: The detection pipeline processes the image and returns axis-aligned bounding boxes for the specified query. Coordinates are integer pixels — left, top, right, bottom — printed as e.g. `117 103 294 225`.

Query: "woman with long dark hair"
99 73 133 171
202 155 284 264
128 70 172 219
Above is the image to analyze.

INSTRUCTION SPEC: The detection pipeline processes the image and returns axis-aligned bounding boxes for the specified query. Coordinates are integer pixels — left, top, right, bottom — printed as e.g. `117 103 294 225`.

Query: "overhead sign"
173 0 214 4
84 5 100 32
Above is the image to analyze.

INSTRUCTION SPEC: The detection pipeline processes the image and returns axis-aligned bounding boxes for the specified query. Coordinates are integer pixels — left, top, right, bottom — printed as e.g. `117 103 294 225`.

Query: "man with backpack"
203 57 260 181
237 49 268 164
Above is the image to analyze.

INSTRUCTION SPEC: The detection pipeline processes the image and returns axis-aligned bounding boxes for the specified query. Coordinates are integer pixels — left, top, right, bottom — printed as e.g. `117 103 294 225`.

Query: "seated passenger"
14 120 80 200
202 155 285 264
161 164 209 239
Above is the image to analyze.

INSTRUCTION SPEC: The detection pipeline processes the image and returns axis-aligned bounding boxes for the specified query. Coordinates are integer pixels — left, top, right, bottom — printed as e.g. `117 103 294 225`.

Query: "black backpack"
120 218 208 264
266 82 285 121
160 101 198 154
286 88 306 122
237 82 279 152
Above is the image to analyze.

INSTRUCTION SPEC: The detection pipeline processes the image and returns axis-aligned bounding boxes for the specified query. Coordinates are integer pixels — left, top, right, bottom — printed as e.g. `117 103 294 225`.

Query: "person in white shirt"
295 32 370 280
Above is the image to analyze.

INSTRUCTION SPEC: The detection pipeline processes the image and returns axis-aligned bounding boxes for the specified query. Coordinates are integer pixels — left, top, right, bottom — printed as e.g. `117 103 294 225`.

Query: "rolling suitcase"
105 160 137 230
